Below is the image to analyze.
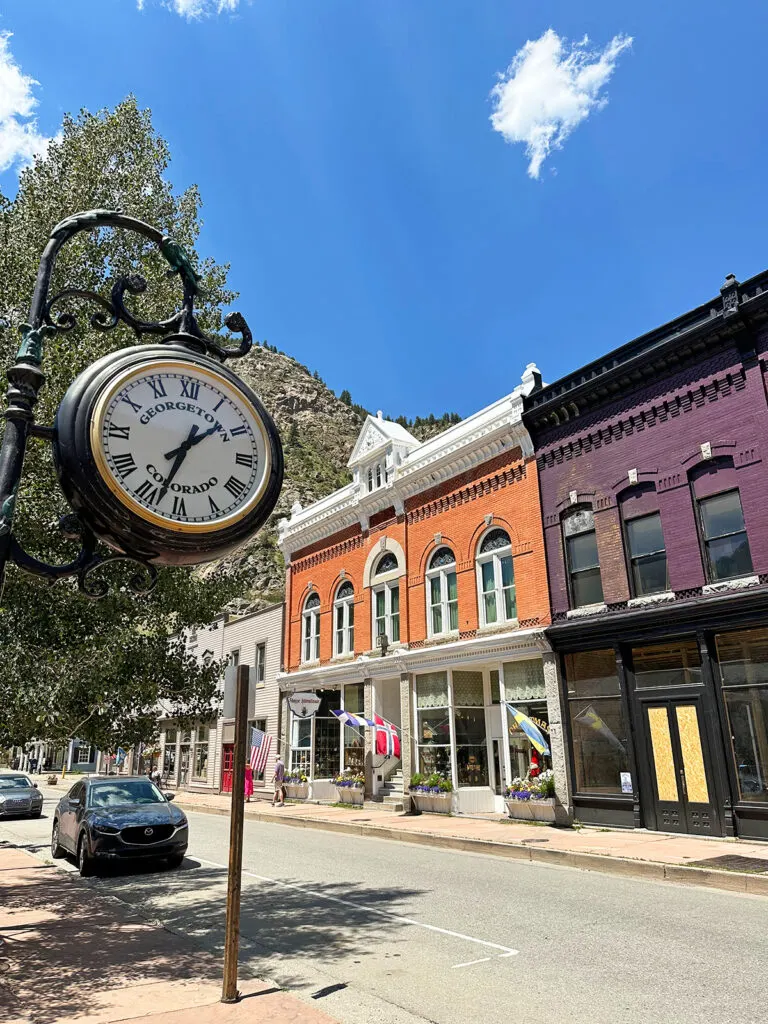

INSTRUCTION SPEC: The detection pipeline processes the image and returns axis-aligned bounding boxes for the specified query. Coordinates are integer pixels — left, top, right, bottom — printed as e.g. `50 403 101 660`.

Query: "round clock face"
90 359 272 534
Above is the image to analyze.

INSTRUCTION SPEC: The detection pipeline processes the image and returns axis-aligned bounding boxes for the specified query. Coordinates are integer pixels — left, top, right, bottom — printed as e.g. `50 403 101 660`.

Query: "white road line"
452 957 491 969
195 856 519 959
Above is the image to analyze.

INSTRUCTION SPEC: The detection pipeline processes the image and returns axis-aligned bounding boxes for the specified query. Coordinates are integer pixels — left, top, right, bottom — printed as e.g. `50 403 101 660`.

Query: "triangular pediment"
348 419 389 466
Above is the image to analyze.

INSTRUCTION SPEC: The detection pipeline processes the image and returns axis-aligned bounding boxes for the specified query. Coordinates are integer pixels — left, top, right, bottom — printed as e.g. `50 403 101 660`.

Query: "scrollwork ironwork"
78 555 158 600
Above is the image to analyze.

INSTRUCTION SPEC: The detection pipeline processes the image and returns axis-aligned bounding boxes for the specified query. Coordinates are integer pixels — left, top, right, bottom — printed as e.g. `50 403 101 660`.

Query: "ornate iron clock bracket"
0 208 254 599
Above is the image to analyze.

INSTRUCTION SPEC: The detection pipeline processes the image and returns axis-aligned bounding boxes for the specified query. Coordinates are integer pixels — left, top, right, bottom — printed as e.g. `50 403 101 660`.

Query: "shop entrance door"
221 745 234 794
641 696 720 835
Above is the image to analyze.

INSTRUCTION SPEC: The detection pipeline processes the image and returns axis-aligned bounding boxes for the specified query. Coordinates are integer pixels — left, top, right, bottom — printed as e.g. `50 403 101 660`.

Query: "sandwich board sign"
287 692 322 718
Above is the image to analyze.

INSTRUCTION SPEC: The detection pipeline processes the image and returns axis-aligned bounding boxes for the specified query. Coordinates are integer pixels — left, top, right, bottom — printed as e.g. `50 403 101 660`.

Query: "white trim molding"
277 367 539 560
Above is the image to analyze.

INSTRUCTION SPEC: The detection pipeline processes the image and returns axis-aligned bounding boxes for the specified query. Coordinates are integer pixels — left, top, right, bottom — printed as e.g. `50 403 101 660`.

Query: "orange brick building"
277 365 570 814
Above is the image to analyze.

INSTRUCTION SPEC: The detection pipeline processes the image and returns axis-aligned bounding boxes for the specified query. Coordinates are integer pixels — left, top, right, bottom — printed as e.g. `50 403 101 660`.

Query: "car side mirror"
163 792 175 802
32 783 38 789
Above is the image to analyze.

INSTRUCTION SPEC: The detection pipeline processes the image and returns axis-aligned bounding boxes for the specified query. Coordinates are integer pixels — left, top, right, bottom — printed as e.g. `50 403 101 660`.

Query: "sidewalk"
0 846 337 1024
174 789 768 896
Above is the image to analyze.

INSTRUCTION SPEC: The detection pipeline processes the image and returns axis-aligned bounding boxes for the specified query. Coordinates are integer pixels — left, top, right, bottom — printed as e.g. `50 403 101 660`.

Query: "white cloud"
490 28 632 179
151 0 240 17
0 31 53 174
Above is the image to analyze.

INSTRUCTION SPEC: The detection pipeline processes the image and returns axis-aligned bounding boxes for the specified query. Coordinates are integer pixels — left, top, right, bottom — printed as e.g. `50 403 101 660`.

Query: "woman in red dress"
244 762 254 802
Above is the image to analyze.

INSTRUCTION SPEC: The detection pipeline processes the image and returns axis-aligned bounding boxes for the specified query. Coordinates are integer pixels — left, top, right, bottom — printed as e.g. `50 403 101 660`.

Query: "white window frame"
372 582 400 643
76 745 93 765
302 594 321 663
254 642 266 685
476 530 516 627
426 549 458 637
333 583 355 656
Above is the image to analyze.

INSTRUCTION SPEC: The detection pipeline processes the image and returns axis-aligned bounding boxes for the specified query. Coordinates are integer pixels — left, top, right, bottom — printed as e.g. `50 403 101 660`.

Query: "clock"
53 344 283 565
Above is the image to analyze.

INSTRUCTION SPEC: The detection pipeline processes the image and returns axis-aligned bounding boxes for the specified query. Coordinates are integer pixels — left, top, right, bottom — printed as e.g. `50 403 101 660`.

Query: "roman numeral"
172 495 187 517
213 397 225 412
235 452 253 468
208 495 220 514
148 378 167 399
112 452 137 479
121 393 142 414
135 479 159 505
224 476 246 500
180 379 200 400
108 424 131 440
230 425 247 437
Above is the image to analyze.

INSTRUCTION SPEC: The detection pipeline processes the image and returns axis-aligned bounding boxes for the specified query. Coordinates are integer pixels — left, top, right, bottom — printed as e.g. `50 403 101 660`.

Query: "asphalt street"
2 781 767 1024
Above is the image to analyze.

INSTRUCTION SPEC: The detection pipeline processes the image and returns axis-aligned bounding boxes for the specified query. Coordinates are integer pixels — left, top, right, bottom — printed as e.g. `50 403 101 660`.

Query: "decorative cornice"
278 378 536 560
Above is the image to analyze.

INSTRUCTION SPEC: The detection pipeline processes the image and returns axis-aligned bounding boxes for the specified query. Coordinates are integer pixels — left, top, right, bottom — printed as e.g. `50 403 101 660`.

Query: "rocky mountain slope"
206 343 460 605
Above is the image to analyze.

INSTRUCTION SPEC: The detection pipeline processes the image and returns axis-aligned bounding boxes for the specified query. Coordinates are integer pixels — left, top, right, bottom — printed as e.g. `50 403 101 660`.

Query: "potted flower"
284 772 309 800
505 769 557 822
334 770 365 804
409 772 453 814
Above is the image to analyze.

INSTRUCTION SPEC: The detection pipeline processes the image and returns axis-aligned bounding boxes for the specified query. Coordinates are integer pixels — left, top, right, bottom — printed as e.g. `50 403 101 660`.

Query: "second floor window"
625 512 669 596
427 548 458 635
477 528 516 625
334 581 355 655
302 593 320 662
564 509 604 608
698 490 753 582
373 584 400 643
254 642 266 685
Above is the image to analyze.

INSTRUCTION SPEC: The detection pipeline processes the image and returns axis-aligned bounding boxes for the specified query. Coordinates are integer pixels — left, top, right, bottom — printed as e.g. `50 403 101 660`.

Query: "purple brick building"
524 271 768 840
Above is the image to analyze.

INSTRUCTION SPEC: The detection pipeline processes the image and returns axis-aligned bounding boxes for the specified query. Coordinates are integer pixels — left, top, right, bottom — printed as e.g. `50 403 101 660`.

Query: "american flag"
249 726 272 773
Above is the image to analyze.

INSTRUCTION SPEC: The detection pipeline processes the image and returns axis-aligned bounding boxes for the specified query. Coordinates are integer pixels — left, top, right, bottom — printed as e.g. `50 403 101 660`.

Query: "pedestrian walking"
244 762 254 802
272 755 285 807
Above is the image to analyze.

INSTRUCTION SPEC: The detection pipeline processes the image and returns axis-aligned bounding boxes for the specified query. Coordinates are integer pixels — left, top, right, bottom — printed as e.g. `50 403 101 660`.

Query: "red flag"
374 714 401 758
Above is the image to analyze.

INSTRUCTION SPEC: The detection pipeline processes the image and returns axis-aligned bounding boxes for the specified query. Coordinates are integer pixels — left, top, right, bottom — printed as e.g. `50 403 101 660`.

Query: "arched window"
563 509 603 608
367 468 373 492
376 464 382 488
476 528 516 625
334 581 355 656
372 553 400 643
302 592 321 663
426 547 458 635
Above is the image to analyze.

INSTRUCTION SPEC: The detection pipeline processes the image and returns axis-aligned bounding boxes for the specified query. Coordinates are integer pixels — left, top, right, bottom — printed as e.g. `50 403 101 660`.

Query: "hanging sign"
288 692 322 718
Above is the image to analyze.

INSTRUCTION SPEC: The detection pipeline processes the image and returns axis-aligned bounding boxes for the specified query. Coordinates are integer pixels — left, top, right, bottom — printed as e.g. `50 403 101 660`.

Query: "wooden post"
221 663 250 1003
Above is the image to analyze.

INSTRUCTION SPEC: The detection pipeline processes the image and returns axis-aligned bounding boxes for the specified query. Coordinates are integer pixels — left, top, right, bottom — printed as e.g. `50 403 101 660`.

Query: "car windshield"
0 776 31 790
87 780 165 808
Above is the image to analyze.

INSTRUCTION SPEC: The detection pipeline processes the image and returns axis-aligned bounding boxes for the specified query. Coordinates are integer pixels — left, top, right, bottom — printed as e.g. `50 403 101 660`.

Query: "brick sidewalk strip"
172 789 768 897
0 847 337 1024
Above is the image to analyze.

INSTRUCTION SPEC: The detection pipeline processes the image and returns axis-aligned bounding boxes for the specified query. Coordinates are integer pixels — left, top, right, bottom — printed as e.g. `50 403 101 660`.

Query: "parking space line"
195 856 519 959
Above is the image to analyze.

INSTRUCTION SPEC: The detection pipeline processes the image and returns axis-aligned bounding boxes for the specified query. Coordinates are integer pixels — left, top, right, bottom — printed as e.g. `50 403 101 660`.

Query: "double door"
640 695 720 835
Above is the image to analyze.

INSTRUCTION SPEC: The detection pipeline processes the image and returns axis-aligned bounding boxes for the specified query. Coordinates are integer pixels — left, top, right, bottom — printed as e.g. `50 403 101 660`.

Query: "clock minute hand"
164 421 222 461
157 424 199 505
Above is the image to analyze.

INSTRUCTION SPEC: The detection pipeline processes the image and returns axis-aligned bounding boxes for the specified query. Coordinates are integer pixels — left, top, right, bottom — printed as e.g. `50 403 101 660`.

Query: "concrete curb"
175 799 768 897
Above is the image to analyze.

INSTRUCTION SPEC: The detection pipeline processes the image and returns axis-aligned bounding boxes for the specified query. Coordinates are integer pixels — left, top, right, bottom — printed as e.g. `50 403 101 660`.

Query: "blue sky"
3 1 768 420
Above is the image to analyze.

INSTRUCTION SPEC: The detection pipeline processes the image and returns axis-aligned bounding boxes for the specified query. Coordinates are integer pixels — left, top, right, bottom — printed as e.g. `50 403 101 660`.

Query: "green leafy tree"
339 389 352 406
0 98 247 753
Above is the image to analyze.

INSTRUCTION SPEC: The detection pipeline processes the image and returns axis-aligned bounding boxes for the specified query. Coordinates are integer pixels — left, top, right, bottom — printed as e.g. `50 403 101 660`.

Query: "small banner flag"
504 703 551 757
573 705 626 754
374 714 401 758
249 726 273 773
331 709 371 729
115 747 127 767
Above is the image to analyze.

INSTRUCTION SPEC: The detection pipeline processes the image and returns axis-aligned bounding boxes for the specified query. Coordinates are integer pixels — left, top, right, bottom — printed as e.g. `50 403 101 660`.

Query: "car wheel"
166 853 185 869
77 835 94 877
51 820 65 859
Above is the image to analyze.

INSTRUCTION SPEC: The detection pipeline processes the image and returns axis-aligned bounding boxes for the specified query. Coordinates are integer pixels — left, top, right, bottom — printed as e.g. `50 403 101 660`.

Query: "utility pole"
221 663 250 1003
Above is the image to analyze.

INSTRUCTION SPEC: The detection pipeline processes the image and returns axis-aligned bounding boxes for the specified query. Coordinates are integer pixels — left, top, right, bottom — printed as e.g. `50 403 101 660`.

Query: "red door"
221 745 234 793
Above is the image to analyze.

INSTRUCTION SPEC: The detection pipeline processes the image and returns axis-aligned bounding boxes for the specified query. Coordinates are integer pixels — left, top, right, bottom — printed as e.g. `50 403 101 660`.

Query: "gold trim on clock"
89 359 272 535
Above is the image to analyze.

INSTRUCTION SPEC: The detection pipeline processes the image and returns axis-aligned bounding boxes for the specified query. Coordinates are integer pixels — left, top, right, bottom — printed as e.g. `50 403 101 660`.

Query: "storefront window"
453 671 488 787
565 650 629 795
716 628 768 802
343 683 365 770
193 726 209 779
416 671 451 777
314 689 342 778
163 730 177 777
508 704 550 779
290 716 311 774
632 640 702 688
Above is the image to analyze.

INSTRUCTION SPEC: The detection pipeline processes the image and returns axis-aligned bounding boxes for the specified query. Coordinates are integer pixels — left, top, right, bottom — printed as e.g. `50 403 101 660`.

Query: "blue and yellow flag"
504 703 550 756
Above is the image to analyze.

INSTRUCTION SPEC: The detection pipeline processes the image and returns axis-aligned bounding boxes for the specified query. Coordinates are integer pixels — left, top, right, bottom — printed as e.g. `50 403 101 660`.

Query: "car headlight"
93 824 120 835
175 818 188 829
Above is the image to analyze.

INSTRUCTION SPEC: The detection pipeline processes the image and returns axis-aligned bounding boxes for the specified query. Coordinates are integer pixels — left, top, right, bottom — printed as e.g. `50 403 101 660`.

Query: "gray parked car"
0 774 44 818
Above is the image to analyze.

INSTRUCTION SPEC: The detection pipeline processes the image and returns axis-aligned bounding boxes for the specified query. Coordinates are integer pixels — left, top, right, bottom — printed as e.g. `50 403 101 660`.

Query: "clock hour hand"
157 424 199 505
164 420 221 460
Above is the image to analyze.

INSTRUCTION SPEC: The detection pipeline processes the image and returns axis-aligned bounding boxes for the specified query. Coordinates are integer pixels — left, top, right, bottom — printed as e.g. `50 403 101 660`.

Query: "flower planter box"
411 791 452 814
335 786 364 805
505 797 556 822
284 783 309 800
